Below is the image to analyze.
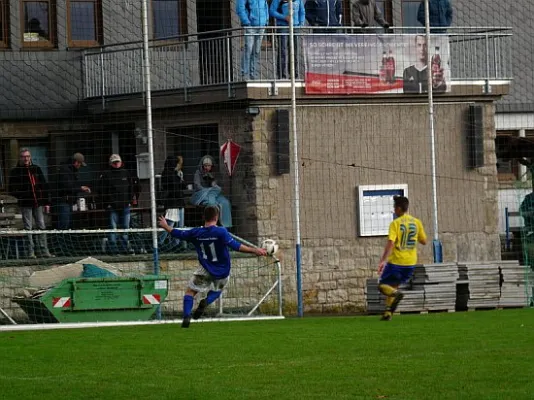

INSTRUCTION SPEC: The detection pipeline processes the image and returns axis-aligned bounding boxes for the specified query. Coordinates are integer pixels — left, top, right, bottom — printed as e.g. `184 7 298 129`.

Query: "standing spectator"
54 153 90 230
351 0 390 32
8 148 54 258
305 0 343 32
99 154 134 255
159 155 187 251
417 0 453 33
191 155 232 228
236 0 269 80
270 0 306 79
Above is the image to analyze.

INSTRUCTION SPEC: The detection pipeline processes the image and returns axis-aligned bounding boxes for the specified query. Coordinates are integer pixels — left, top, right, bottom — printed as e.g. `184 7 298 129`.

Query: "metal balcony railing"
82 27 512 100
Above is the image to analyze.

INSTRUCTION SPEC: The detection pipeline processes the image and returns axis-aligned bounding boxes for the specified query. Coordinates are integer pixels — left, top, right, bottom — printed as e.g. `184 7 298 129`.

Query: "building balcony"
82 27 512 111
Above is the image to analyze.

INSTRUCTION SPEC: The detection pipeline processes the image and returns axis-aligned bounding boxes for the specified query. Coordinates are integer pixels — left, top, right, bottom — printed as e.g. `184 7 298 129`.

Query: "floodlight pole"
141 1 161 287
288 2 303 317
424 0 442 262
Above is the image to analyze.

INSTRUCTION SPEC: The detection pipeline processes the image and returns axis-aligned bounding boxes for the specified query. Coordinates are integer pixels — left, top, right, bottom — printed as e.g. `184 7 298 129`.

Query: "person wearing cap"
98 154 134 255
53 152 91 230
190 155 232 228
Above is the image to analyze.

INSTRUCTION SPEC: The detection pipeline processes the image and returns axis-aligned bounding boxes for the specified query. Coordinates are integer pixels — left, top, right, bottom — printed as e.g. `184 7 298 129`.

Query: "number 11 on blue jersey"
200 242 219 262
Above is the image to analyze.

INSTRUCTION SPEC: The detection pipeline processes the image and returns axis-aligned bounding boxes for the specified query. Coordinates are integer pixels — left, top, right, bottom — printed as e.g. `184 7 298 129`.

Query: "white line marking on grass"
0 316 285 332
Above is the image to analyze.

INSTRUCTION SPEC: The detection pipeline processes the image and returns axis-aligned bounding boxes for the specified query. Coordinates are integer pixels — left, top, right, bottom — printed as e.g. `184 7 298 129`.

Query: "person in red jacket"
8 148 54 258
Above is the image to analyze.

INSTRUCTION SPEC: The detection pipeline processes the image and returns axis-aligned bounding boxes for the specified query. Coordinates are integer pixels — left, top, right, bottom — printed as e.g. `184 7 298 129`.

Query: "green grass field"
1 310 533 400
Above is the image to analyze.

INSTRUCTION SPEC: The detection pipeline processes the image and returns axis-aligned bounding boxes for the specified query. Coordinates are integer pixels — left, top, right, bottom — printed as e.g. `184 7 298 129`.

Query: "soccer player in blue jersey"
159 206 267 328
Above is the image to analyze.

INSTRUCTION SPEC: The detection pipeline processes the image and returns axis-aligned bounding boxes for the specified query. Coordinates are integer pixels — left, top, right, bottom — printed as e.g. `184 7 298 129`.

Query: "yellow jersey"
387 214 427 266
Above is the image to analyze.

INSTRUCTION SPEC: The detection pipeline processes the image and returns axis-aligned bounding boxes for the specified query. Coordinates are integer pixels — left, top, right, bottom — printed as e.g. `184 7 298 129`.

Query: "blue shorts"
379 264 415 285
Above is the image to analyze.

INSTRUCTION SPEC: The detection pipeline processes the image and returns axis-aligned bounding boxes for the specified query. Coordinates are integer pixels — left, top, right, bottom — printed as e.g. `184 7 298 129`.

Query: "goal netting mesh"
0 229 282 325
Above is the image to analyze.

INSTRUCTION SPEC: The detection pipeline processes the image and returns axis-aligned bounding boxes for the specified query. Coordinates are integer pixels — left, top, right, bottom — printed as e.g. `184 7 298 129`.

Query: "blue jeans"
159 208 185 247
109 207 131 253
241 27 265 80
277 29 299 79
191 188 233 228
57 203 72 230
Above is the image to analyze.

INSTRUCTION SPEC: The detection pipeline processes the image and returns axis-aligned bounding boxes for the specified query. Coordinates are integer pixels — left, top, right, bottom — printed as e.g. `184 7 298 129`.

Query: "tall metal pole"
424 0 442 262
288 2 303 316
141 1 160 278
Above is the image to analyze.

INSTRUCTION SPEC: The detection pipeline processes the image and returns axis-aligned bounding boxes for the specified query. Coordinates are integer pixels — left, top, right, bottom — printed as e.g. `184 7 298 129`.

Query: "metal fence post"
226 34 233 98
82 51 88 98
485 33 491 93
100 48 106 109
493 35 498 79
181 43 189 102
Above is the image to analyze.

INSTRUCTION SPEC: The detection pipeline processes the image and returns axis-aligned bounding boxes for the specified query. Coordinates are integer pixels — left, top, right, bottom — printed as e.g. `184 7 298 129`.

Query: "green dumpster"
13 275 169 323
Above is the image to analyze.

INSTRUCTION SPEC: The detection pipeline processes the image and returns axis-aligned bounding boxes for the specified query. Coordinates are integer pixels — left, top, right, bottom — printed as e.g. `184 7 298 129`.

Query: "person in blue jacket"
417 0 453 33
236 0 269 80
270 0 306 79
305 0 343 32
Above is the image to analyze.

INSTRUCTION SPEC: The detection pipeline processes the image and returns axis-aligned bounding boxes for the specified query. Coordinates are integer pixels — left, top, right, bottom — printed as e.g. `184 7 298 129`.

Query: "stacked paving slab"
366 261 528 314
365 280 418 314
499 260 528 307
412 263 458 311
365 279 384 314
458 262 501 309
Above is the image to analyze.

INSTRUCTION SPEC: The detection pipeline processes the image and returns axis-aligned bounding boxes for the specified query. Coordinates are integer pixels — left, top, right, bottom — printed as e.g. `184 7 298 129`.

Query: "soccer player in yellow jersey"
377 196 427 321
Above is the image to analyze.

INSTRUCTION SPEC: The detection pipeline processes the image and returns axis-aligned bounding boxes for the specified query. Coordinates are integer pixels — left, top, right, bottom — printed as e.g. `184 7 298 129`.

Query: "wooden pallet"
394 309 455 315
468 305 526 312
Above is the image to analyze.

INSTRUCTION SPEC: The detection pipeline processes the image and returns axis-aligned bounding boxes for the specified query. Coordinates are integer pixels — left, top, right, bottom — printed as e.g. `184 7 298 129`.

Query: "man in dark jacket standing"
99 154 134 255
417 0 452 33
305 0 343 32
8 148 54 258
159 155 187 251
54 152 91 230
352 0 390 31
270 0 306 79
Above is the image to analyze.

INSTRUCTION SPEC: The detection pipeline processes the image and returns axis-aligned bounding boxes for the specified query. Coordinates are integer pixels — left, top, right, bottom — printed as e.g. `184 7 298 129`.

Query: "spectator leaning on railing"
417 0 453 33
305 0 343 32
351 0 390 32
270 0 306 79
236 0 269 80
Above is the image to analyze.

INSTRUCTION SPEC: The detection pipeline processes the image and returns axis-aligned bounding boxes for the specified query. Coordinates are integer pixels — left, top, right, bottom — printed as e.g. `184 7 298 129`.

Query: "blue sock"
206 290 222 305
183 295 194 317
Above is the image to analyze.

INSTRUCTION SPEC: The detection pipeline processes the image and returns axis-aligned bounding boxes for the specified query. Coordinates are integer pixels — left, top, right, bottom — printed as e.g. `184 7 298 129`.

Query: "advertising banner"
304 34 451 95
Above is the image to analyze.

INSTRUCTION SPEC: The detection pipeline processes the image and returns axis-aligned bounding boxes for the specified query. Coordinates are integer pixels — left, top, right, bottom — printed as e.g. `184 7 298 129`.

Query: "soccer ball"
261 239 279 256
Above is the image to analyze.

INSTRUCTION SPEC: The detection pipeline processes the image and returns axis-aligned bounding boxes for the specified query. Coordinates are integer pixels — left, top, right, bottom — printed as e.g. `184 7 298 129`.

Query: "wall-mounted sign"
358 184 408 236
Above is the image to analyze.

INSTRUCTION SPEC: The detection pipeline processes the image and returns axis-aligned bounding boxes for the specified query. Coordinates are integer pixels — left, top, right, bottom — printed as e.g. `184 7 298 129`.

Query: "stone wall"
251 101 502 314
0 255 278 322
0 101 503 318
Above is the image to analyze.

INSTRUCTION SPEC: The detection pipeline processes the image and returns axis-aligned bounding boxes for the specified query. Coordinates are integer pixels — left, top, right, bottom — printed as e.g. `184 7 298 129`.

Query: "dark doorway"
196 0 232 85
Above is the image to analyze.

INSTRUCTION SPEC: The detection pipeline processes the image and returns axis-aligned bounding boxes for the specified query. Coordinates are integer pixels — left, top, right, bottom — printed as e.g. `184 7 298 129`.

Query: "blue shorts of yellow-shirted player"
379 264 415 286
158 205 267 328
378 196 427 321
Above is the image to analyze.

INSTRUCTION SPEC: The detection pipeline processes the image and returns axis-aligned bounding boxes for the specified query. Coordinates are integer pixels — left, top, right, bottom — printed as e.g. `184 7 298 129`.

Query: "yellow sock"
385 296 395 308
378 284 396 297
